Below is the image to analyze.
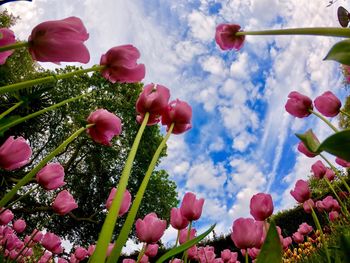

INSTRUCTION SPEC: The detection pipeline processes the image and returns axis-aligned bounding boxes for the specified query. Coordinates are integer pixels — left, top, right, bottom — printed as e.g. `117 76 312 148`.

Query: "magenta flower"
0 209 14 225
179 227 196 244
41 232 63 254
180 192 204 221
13 219 26 233
215 24 245 51
297 223 313 235
314 91 341 117
100 45 145 83
290 179 311 203
285 91 313 118
292 232 304 243
303 199 314 213
52 190 78 215
105 187 131 216
311 160 327 179
170 207 189 230
231 218 263 249
36 163 66 190
74 246 88 261
297 141 317 158
87 109 122 146
58 258 69 263
0 28 16 64
322 196 336 212
123 260 136 263
325 168 335 181
161 99 192 134
335 157 350 167
250 193 274 221
135 213 166 243
0 136 32 171
197 246 216 263
145 244 159 258
329 211 339 221
87 244 95 256
282 237 292 250
28 17 89 63
220 249 232 261
248 247 260 260
38 251 52 263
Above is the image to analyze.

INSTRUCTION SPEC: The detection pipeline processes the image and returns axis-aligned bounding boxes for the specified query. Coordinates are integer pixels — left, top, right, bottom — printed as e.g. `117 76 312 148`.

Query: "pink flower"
123 259 136 263
106 243 115 257
135 213 166 243
136 83 170 126
335 157 350 167
322 196 336 212
282 237 292 250
105 188 131 216
292 232 304 243
297 223 313 235
180 192 204 221
285 91 313 118
28 17 89 63
0 136 32 170
297 141 317 158
41 232 63 254
161 99 192 134
0 28 16 64
100 45 145 83
179 228 197 244
303 199 315 214
325 168 335 181
38 251 52 263
231 218 263 249
187 246 198 260
314 91 341 117
197 246 216 263
248 247 260 259
215 24 245 51
140 255 149 263
290 180 311 203
329 211 339 221
0 209 14 225
36 163 66 190
145 244 159 257
13 219 26 233
58 258 69 263
74 246 88 260
52 190 78 215
249 193 274 221
170 207 189 230
31 229 43 243
87 109 122 146
220 249 232 261
316 200 325 212
87 244 95 256
311 160 327 179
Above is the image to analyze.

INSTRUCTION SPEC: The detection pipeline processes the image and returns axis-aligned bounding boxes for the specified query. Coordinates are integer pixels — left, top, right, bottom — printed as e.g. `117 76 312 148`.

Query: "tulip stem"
0 41 29 52
0 101 23 120
184 221 193 263
245 251 249 263
0 125 93 208
91 113 149 263
136 244 146 263
340 109 350 118
0 65 106 95
235 27 350 38
310 110 339 132
107 122 174 263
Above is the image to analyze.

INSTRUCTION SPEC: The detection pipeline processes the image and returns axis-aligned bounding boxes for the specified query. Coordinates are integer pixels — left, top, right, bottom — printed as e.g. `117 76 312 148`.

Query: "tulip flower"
285 91 313 118
179 227 197 244
316 200 326 212
250 193 274 221
198 246 216 262
28 17 89 63
187 246 198 260
135 213 166 243
322 196 336 212
292 232 304 243
297 223 313 235
0 136 32 171
303 199 315 214
221 249 232 261
325 168 335 181
105 188 131 216
13 219 26 233
123 259 136 263
329 211 339 221
100 45 145 83
145 243 159 257
215 24 245 51
231 218 263 249
180 192 204 221
314 91 341 117
0 209 14 225
335 157 350 168
36 163 66 190
297 141 317 158
0 28 16 64
290 180 311 203
87 109 122 146
52 190 78 215
41 232 63 254
311 160 327 179
74 246 88 261
140 255 149 263
58 258 69 263
161 99 192 134
282 237 292 250
38 251 52 263
87 244 96 256
248 247 260 259
170 207 189 230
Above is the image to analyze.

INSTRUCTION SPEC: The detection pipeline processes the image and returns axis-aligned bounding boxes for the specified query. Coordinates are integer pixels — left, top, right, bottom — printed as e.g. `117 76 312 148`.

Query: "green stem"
0 65 105 95
0 125 92 207
106 122 174 263
310 110 338 132
0 42 29 52
0 94 85 133
170 231 181 263
90 113 149 263
236 27 350 38
136 244 147 263
340 109 350 119
0 101 23 120
323 177 350 218
245 251 248 263
184 221 193 263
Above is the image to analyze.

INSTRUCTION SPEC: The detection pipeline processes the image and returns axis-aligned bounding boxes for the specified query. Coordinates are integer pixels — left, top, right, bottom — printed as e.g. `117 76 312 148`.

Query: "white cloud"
188 11 216 41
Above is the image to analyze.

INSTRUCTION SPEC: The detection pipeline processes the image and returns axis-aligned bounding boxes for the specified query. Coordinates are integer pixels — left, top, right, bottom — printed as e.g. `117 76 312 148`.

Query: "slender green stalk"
0 65 105 95
90 113 149 263
245 251 248 263
340 109 350 118
235 27 350 38
136 244 147 263
0 125 92 207
310 110 338 132
323 178 350 218
107 123 174 263
184 221 193 263
0 101 23 120
0 41 29 52
170 230 181 263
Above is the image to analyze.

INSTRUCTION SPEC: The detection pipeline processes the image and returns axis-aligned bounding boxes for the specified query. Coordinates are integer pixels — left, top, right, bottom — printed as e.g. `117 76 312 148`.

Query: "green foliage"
324 39 350 66
256 221 282 263
339 96 350 129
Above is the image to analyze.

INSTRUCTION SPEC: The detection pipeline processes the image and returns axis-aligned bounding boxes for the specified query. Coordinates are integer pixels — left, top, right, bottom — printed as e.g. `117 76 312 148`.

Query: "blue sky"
3 0 350 253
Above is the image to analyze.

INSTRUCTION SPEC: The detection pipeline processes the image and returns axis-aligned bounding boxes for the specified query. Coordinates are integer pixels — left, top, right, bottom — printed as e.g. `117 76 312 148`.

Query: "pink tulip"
197 246 216 262
221 249 232 261
106 242 115 257
0 28 16 64
74 246 88 260
303 199 314 214
145 243 158 257
28 17 89 63
248 247 260 259
314 91 341 117
170 207 189 230
135 213 166 243
100 45 145 83
292 232 304 243
58 258 69 263
31 229 43 243
311 160 327 179
335 157 350 167
41 232 63 254
231 218 263 249
13 219 26 233
0 136 32 170
187 246 198 260
325 168 335 181
123 259 136 263
285 91 313 118
52 190 78 215
215 24 245 51
316 200 326 212
87 244 96 256
0 209 14 225
140 255 149 263
105 188 131 216
69 254 78 263
329 211 339 221
170 259 183 263
161 99 192 134
282 237 292 250
249 193 274 221
290 180 311 203
179 228 197 244
36 163 66 190
180 192 204 221
333 199 341 212
87 109 122 146
297 141 317 158
38 251 52 263
297 223 313 235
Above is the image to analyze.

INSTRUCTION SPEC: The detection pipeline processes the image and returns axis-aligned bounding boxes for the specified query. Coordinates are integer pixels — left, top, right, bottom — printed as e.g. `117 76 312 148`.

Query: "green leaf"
155 224 216 263
256 221 282 263
340 228 350 262
324 39 350 66
0 115 21 136
318 129 350 161
295 129 320 153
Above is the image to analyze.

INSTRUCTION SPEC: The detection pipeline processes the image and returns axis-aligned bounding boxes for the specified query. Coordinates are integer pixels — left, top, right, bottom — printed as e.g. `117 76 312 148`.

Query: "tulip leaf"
295 129 320 153
256 221 282 263
318 129 350 161
339 227 350 262
155 224 216 263
324 39 350 66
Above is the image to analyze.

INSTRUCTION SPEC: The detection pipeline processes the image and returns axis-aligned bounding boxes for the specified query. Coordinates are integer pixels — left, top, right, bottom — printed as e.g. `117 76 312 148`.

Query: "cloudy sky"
3 0 350 252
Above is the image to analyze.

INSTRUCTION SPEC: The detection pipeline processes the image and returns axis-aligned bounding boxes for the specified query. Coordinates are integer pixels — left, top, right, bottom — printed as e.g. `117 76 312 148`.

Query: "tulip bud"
52 190 78 215
249 193 274 221
180 192 204 221
36 163 66 190
0 136 32 171
0 28 16 64
290 180 311 203
314 91 341 117
285 91 313 118
215 24 245 51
